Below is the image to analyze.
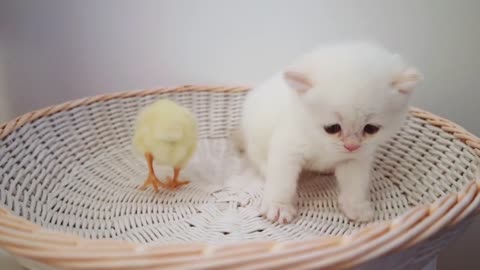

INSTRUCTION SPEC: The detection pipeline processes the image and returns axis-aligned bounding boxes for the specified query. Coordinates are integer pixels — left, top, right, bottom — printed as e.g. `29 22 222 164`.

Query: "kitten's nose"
344 144 360 152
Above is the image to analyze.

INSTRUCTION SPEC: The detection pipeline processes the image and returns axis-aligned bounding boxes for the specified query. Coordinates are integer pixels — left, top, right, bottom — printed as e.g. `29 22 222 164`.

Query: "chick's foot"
139 173 162 192
163 178 190 189
139 152 163 192
163 168 190 190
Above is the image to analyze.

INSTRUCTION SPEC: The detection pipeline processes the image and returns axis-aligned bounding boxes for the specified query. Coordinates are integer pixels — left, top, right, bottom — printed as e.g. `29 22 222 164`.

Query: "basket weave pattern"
0 86 479 270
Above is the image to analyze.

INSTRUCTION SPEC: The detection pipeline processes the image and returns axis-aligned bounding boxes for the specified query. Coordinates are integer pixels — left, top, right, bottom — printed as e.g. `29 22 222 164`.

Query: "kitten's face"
288 67 417 155
283 42 421 155
313 105 406 154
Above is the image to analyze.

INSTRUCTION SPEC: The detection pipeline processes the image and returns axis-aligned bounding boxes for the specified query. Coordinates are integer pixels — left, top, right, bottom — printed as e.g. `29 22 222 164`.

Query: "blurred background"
0 1 479 269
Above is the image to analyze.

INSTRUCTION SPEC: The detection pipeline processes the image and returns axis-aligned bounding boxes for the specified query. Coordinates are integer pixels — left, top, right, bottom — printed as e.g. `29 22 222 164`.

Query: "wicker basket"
0 86 479 270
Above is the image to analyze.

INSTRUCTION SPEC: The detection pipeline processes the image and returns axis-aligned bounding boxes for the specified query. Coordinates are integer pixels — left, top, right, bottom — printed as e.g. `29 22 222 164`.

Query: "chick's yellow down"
132 99 198 191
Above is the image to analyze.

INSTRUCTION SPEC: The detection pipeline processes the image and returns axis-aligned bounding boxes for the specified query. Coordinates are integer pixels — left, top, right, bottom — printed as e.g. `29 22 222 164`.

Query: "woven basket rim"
0 85 479 270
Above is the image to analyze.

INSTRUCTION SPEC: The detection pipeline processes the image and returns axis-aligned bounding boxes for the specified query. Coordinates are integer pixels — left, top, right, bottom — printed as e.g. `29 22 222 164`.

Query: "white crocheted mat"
47 138 380 244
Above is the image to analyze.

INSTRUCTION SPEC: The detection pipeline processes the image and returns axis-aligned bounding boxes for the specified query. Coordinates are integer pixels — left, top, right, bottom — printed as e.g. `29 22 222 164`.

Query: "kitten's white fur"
237 41 421 223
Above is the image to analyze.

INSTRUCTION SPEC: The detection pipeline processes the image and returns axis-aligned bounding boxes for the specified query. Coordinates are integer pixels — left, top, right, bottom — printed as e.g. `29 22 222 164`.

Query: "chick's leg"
164 168 190 189
139 153 162 192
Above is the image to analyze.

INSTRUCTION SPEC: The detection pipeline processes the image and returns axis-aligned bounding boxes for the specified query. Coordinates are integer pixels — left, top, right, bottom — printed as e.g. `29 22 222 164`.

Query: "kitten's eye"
363 124 380 135
324 124 341 134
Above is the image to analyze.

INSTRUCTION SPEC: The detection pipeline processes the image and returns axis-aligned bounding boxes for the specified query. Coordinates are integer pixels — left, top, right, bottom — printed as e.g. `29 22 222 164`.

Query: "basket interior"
0 90 478 245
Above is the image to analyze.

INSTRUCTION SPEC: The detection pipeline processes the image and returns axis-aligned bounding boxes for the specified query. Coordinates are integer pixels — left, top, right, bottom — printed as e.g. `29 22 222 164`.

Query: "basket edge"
0 85 250 140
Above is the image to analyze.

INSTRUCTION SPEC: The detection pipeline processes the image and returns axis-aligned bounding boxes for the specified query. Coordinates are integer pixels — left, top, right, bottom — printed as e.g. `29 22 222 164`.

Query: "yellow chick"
132 99 198 191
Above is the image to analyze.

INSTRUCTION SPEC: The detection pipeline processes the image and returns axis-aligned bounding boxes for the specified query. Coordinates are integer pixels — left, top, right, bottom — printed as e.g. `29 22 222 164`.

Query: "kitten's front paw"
260 200 297 224
339 196 374 222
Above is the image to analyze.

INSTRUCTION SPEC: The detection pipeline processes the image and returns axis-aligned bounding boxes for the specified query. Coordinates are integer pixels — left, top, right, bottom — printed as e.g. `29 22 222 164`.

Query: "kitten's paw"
339 196 374 222
260 200 297 224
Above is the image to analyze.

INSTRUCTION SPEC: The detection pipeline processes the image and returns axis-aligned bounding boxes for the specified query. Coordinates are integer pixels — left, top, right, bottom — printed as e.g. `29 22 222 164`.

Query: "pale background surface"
0 1 479 269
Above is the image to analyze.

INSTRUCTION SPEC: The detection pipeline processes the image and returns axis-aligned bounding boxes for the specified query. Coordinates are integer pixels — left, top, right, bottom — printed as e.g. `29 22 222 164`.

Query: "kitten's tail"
230 128 246 154
225 127 264 190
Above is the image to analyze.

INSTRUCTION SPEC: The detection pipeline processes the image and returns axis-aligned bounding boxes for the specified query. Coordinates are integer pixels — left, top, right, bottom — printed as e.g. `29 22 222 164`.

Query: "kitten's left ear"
392 67 423 95
283 70 313 95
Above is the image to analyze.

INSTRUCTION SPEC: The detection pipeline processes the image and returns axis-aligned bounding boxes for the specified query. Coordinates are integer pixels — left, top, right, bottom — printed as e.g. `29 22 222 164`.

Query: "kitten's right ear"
392 67 423 95
283 70 313 95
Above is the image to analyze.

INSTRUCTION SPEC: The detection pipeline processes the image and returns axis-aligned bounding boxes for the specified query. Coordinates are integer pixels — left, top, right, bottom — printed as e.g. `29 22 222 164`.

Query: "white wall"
0 1 479 269
0 43 11 122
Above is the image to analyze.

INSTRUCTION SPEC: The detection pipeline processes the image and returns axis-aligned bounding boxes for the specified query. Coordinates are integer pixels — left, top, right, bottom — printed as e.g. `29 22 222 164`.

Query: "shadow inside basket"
0 95 478 245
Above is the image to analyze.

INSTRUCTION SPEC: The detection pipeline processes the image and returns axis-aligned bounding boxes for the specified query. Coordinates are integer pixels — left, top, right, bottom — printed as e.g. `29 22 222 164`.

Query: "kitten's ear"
283 70 313 95
392 67 423 95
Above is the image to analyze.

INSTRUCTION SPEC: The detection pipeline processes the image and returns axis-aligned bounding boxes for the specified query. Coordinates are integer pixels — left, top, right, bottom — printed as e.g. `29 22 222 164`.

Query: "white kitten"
237 41 422 223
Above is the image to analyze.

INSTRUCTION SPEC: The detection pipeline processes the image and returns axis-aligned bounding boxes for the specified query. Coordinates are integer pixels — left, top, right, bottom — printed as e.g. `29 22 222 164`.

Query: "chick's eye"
364 124 380 135
324 124 341 134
